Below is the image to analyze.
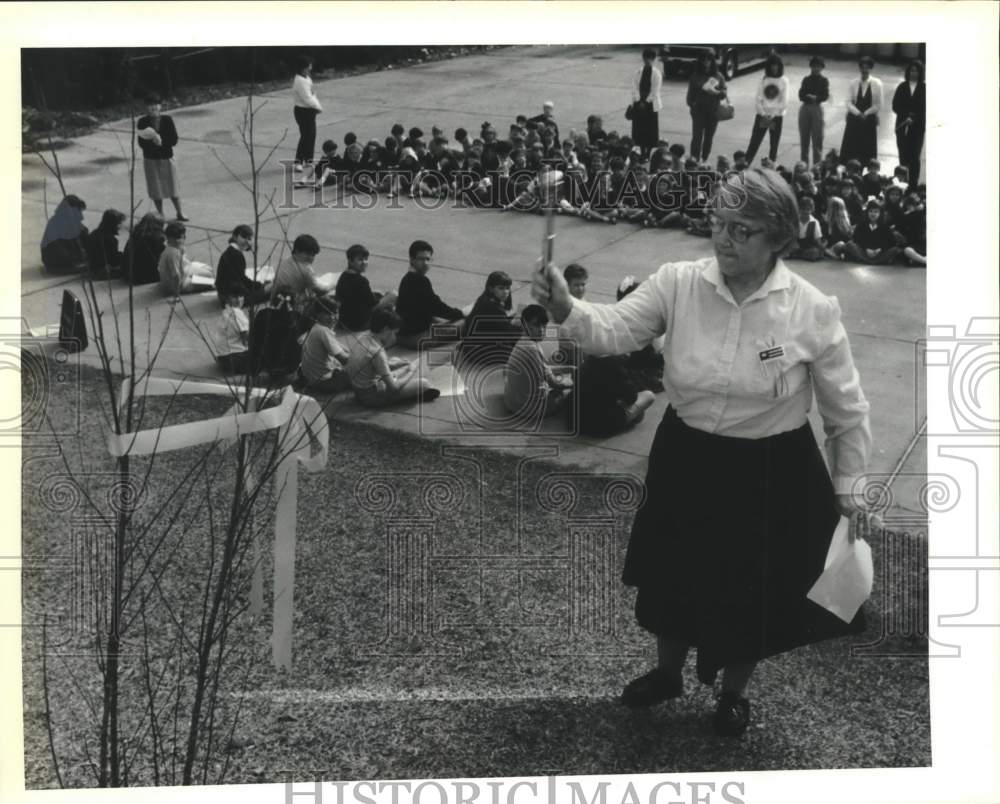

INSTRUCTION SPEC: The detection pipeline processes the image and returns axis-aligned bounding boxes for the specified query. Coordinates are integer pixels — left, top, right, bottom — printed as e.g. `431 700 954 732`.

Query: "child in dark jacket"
459 271 522 367
841 200 902 264
395 240 465 349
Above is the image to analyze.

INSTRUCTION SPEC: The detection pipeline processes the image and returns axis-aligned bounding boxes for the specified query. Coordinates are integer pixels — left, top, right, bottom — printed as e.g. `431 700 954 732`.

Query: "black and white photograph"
4 3 998 804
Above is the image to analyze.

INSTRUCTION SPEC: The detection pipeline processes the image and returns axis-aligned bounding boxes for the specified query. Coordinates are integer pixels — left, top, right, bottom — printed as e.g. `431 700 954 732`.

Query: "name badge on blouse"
758 345 786 363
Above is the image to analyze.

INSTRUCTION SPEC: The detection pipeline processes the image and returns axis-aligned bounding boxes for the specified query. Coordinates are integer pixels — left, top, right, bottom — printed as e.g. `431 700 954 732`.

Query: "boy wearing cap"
797 56 830 166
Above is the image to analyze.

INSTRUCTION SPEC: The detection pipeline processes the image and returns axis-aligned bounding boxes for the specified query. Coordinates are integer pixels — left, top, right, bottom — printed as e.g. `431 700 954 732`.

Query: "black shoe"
713 691 750 737
421 388 441 402
620 667 683 708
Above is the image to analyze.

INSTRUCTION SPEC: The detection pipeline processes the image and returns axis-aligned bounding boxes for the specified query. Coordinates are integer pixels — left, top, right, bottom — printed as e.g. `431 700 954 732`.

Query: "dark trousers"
896 126 924 186
689 107 719 162
798 104 824 165
294 106 318 165
746 115 784 163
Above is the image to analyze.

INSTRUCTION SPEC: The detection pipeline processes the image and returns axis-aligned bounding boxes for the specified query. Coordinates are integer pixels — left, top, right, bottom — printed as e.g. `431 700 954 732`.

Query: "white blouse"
292 73 323 111
559 257 871 494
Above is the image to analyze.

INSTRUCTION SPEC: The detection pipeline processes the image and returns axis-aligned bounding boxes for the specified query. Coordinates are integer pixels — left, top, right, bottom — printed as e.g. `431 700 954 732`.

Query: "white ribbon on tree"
106 377 329 671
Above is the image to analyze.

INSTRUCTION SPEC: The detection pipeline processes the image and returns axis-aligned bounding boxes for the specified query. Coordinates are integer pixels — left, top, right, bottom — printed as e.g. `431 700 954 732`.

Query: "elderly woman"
531 168 873 737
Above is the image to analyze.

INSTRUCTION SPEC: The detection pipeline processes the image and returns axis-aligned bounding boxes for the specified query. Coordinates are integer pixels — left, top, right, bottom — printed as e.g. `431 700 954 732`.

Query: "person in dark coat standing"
686 52 727 163
891 60 926 187
631 48 663 161
136 94 187 221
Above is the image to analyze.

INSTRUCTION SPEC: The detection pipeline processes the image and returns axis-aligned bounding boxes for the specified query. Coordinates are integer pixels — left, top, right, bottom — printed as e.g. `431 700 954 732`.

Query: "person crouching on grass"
504 304 572 421
296 296 352 394
344 308 441 406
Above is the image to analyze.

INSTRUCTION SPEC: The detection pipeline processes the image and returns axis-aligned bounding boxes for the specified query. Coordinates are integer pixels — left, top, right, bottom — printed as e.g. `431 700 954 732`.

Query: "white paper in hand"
806 516 874 623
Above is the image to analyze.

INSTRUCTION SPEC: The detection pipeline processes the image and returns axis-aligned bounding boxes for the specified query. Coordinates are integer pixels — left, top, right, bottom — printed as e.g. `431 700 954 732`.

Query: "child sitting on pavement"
296 296 352 394
504 304 572 420
345 308 440 406
157 222 215 298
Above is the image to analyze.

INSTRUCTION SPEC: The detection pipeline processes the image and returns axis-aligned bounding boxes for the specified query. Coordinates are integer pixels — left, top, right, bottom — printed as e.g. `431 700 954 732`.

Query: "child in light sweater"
744 53 789 164
297 296 351 393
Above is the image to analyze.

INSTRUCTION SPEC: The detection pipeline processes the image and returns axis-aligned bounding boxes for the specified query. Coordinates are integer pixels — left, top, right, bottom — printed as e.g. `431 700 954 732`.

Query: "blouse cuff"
833 475 863 496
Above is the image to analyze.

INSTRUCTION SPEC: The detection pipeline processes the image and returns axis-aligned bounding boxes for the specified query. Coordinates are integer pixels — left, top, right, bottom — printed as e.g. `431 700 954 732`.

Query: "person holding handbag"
630 48 663 161
745 53 789 165
686 52 727 163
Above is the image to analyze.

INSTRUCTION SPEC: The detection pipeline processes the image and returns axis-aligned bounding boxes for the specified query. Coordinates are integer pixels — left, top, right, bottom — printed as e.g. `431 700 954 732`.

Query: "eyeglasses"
706 213 766 244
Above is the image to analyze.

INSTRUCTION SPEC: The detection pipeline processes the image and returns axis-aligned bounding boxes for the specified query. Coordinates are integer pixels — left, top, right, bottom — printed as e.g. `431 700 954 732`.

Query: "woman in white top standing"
840 55 883 164
745 53 789 164
630 48 663 162
531 168 874 738
292 55 323 173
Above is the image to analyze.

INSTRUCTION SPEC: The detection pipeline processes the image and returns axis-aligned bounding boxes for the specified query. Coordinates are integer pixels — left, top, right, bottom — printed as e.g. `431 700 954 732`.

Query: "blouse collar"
703 257 792 306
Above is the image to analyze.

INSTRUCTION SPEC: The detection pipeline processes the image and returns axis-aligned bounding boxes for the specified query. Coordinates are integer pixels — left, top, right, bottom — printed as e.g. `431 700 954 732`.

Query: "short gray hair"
715 167 799 253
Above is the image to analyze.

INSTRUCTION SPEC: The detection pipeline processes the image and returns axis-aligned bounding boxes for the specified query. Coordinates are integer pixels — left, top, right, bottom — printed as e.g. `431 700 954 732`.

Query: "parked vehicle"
659 44 775 81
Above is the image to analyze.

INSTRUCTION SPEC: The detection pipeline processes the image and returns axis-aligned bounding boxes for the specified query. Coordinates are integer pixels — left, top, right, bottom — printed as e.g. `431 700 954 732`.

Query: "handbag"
716 99 735 122
625 104 634 121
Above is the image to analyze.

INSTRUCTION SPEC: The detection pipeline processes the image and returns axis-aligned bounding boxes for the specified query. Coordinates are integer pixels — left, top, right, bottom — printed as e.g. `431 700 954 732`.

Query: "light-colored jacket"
632 65 663 113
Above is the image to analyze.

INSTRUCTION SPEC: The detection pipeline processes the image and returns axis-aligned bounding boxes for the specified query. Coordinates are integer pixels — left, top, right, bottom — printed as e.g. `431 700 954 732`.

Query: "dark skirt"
631 104 659 148
839 114 878 164
624 407 865 685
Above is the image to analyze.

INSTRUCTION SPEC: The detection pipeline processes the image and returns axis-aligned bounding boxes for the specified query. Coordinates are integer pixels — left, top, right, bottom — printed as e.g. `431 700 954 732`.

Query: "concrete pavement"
19 44 925 517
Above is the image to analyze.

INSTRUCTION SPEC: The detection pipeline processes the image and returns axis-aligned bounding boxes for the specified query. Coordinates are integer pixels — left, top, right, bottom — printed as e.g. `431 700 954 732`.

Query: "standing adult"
839 56 883 164
891 60 926 187
136 94 187 221
797 56 830 166
686 53 727 163
744 53 789 164
531 168 874 737
631 48 663 161
292 55 323 174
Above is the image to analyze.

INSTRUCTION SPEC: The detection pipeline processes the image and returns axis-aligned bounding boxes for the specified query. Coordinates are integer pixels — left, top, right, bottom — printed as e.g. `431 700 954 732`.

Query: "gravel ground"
21 361 930 788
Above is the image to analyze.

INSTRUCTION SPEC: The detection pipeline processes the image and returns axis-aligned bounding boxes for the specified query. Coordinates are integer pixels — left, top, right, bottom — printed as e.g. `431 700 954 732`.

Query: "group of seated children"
213 240 663 438
786 155 926 266
280 109 926 268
